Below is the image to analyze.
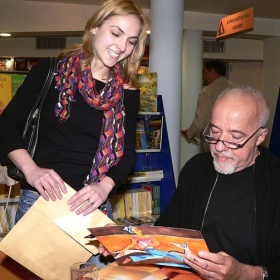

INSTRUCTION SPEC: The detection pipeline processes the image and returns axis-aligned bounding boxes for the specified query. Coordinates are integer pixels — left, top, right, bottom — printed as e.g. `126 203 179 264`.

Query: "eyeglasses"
202 122 264 150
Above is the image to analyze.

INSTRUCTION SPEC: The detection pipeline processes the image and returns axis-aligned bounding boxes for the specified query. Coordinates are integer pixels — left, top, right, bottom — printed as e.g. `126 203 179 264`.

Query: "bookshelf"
119 95 176 214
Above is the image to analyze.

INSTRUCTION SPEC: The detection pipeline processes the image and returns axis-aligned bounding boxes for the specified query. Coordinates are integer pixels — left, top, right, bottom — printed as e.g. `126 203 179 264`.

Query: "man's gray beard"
213 158 235 175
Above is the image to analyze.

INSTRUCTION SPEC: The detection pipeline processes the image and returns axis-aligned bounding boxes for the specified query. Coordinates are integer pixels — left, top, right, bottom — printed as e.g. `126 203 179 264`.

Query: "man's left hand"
184 251 262 279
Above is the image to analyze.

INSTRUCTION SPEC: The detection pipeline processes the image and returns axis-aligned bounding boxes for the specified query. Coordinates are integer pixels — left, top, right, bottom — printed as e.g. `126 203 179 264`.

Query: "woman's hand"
68 176 115 216
25 166 67 201
8 149 67 201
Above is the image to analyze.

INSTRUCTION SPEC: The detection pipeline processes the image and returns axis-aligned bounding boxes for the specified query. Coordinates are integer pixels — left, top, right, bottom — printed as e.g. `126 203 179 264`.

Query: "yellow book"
0 74 12 109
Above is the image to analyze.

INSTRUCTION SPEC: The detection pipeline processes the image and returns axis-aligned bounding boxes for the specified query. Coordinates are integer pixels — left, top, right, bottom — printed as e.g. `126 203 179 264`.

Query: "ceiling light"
0 33 11 37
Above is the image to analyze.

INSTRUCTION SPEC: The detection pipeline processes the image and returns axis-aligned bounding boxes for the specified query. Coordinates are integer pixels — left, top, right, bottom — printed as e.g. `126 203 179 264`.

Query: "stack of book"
141 183 161 215
124 169 164 183
109 187 160 225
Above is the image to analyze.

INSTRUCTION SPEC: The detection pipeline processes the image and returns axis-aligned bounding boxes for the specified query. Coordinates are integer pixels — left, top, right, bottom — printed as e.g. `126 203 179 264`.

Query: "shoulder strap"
22 57 57 157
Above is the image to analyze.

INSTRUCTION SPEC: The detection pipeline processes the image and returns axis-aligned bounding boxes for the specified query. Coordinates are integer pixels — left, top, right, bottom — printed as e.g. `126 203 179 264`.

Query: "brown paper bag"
0 182 113 280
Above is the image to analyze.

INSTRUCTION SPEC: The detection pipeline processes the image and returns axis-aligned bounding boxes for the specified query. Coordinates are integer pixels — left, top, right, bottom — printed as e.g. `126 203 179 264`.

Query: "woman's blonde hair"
58 0 150 86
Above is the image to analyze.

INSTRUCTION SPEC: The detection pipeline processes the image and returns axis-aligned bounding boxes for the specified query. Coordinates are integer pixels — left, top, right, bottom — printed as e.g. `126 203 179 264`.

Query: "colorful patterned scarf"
55 54 125 184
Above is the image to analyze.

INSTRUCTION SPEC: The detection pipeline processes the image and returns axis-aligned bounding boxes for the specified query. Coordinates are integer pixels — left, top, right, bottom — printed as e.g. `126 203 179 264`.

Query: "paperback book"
135 115 163 150
88 225 209 269
136 72 157 112
11 74 26 97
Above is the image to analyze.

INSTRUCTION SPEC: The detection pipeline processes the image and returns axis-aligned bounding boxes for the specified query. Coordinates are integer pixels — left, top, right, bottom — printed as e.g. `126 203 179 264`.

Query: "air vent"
36 37 66 49
203 39 225 53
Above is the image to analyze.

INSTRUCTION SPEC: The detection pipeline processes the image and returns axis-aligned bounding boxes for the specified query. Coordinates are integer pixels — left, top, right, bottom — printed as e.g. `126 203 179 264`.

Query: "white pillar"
180 30 203 169
149 0 184 184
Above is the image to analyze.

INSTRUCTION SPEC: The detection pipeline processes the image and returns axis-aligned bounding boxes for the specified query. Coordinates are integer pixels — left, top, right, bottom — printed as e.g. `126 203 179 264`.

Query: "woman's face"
91 14 142 70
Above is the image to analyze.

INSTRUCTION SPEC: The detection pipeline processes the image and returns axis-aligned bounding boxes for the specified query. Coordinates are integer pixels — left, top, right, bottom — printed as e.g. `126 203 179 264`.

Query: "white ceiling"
23 0 280 20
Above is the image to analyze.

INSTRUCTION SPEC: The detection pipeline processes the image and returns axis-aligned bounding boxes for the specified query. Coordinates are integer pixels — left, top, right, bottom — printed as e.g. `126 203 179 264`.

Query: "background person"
181 59 235 152
0 0 149 245
156 86 280 279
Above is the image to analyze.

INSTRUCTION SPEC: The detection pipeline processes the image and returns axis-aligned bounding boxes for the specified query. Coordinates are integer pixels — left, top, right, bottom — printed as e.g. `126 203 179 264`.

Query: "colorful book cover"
88 225 209 269
137 72 157 112
148 115 163 149
11 74 26 97
135 116 148 149
0 74 12 109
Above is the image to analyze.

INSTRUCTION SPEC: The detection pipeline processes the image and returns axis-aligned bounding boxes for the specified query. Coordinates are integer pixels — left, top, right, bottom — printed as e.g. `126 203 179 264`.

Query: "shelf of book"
117 95 176 218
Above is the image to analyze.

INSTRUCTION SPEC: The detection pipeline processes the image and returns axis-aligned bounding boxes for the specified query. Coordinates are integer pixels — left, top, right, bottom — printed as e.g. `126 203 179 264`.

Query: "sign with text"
216 7 254 39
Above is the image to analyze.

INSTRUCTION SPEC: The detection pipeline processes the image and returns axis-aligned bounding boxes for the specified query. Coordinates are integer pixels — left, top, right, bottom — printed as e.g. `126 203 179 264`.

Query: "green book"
11 74 26 97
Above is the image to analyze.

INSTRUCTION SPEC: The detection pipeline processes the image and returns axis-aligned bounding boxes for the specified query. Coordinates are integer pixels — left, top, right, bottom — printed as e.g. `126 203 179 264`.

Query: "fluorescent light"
0 33 11 37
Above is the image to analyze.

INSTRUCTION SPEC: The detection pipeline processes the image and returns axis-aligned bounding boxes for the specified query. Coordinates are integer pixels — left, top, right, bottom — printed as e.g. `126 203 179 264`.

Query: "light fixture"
0 33 11 37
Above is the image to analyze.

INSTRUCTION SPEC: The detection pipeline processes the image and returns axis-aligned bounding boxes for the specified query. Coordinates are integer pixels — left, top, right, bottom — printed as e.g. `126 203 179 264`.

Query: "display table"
0 250 202 280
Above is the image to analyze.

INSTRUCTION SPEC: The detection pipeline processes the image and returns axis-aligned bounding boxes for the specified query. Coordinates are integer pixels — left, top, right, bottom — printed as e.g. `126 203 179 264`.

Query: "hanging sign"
216 7 254 39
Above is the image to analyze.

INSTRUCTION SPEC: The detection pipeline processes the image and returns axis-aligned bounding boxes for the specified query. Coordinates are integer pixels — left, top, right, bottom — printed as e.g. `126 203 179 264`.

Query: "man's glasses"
202 121 264 150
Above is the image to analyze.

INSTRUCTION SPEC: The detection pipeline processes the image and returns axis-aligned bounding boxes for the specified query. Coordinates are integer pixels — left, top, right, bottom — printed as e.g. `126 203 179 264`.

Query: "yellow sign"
0 74 12 110
216 7 254 39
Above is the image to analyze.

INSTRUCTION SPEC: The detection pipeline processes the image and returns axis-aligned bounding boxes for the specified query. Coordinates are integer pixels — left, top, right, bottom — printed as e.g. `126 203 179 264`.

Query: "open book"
88 225 208 269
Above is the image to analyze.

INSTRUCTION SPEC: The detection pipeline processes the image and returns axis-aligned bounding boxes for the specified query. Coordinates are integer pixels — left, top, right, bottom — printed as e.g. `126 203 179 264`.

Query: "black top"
0 57 140 194
202 165 258 265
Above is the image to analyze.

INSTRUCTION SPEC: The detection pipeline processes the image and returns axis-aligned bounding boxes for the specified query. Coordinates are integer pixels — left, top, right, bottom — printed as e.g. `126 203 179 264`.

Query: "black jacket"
156 146 280 279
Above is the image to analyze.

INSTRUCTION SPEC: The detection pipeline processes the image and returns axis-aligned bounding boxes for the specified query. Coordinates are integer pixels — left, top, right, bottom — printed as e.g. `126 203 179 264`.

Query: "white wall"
228 61 263 92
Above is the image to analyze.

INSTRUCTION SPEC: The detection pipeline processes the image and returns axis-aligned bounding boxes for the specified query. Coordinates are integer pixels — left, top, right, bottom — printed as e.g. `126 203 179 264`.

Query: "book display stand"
119 95 176 214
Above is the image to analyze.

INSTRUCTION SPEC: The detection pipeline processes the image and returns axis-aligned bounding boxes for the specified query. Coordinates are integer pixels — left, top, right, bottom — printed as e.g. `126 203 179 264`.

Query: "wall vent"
36 37 66 49
203 39 225 53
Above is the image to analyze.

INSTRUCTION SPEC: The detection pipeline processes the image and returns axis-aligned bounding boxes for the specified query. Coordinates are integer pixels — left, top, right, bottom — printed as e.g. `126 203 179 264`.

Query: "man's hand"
184 251 263 279
181 129 199 143
98 223 116 257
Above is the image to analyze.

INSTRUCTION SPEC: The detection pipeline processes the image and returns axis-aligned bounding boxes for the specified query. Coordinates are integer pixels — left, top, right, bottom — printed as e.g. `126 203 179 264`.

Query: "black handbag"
7 57 57 180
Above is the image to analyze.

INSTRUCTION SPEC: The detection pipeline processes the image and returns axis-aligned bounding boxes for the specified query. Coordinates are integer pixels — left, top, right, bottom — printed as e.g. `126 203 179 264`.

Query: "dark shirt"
202 165 258 265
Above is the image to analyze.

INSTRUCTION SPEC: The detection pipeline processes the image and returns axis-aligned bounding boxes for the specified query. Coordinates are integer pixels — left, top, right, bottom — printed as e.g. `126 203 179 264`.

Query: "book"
11 74 26 98
135 116 148 149
141 183 161 215
136 72 157 112
109 191 126 219
135 114 163 151
88 225 209 269
124 170 164 183
0 74 12 109
147 115 163 149
111 189 153 219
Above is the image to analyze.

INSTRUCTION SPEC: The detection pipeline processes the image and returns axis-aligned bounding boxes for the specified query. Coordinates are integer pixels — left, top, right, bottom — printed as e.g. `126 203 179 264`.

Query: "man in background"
181 59 235 151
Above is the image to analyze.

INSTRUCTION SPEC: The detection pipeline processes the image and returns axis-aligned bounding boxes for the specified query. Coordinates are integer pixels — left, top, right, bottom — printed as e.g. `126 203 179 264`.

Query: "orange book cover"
88 225 208 270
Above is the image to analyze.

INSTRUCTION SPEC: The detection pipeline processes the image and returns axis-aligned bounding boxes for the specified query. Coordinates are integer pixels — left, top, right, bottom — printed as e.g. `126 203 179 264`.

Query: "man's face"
203 66 215 86
209 94 266 174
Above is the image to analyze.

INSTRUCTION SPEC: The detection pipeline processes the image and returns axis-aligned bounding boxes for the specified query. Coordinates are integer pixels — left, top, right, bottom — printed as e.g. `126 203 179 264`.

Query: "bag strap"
22 57 57 157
